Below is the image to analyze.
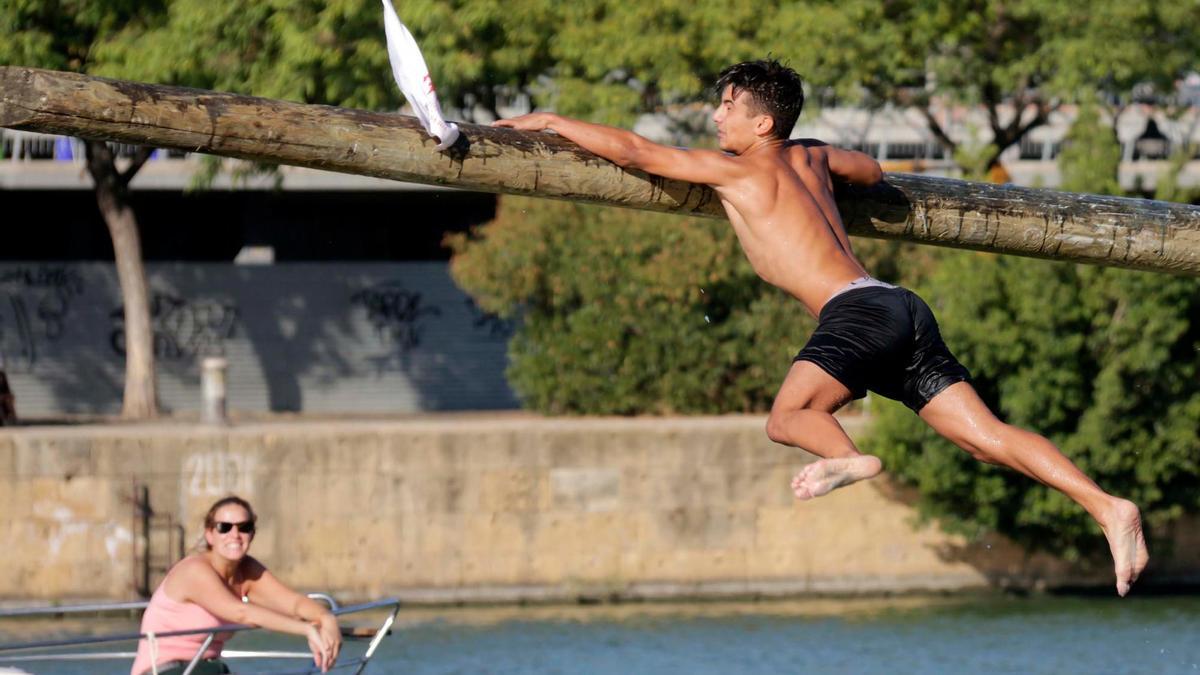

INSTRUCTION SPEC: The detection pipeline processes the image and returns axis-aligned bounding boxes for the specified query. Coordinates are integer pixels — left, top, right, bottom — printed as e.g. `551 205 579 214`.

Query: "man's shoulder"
785 139 832 160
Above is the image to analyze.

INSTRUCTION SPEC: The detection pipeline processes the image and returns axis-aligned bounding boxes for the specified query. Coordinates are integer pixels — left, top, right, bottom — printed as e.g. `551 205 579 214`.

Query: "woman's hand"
317 613 342 667
305 623 334 672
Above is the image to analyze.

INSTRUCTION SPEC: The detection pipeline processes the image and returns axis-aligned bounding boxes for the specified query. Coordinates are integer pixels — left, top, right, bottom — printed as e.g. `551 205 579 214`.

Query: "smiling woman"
129 496 342 675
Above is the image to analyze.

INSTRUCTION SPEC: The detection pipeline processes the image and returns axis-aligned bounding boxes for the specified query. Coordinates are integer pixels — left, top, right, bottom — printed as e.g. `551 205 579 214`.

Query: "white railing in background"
0 129 188 163
3 127 1196 191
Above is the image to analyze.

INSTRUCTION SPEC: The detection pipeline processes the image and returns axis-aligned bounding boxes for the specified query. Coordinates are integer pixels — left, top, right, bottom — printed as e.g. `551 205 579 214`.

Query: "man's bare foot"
1099 498 1150 597
791 455 883 500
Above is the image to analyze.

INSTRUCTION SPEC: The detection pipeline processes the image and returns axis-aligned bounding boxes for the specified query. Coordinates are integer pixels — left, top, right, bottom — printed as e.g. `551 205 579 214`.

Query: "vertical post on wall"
133 483 152 598
201 357 229 425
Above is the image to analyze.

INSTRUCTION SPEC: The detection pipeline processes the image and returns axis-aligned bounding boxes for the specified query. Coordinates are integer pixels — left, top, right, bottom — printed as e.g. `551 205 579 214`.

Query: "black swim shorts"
794 285 971 412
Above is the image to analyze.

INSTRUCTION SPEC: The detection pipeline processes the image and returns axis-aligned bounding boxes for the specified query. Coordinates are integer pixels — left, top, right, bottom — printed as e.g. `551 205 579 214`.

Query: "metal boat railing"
0 595 400 675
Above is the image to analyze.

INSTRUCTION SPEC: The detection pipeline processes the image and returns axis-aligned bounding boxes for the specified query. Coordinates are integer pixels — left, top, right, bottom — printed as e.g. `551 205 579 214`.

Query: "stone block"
404 471 480 513
537 430 607 468
478 469 545 513
445 429 538 469
461 511 534 557
58 475 114 520
630 547 750 582
643 507 756 551
549 467 619 512
461 552 525 586
0 435 17 473
15 435 93 477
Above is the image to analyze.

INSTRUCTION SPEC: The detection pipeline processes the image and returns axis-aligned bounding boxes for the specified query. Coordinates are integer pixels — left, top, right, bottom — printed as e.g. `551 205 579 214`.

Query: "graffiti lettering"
111 293 239 361
351 281 441 351
0 266 84 370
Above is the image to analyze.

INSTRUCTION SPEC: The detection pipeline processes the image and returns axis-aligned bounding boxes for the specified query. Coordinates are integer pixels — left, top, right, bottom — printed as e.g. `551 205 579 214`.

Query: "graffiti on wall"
0 266 84 371
110 293 240 361
4 263 520 415
351 280 442 352
184 451 257 497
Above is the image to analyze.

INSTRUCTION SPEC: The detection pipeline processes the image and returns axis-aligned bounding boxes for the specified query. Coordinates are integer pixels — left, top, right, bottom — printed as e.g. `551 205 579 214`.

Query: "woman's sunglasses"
214 521 255 534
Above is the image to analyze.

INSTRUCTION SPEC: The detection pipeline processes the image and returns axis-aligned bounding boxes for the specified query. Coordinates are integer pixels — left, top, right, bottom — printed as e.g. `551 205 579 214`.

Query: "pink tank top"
130 584 231 675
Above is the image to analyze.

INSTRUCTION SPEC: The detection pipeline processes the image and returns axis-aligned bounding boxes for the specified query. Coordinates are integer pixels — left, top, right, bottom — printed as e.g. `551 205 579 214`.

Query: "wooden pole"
4 66 1200 276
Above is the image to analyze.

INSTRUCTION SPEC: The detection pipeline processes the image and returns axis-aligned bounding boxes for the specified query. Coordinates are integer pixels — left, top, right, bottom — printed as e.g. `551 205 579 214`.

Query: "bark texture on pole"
4 66 1200 276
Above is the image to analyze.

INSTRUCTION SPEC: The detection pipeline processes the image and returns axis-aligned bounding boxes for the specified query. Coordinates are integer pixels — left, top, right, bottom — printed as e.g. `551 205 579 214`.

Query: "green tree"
106 0 560 122
1 0 171 418
766 0 1200 174
93 0 403 107
399 0 560 121
1058 102 1122 195
862 98 1200 561
550 0 768 125
448 197 810 414
1153 144 1200 205
865 252 1200 561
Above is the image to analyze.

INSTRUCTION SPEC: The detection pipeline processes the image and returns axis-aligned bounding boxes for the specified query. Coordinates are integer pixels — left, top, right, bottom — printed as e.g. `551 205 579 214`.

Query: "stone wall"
1 415 1193 603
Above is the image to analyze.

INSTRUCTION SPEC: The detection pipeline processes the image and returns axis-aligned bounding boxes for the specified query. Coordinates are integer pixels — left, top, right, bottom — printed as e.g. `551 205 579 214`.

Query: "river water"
2 594 1197 674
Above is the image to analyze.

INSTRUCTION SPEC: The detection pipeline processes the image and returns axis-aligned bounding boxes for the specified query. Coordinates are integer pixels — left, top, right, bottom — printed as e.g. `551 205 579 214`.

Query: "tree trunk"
4 66 1200 276
84 140 159 419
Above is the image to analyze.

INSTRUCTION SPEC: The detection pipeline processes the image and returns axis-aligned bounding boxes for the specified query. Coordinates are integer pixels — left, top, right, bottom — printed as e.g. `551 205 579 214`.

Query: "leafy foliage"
1154 144 1200 204
90 0 396 109
863 107 1200 558
0 0 168 73
864 250 1200 559
448 197 811 414
764 0 1200 171
1057 102 1122 196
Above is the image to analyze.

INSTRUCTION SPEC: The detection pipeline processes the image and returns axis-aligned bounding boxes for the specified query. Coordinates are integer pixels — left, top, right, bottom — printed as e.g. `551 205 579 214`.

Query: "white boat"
0 594 400 674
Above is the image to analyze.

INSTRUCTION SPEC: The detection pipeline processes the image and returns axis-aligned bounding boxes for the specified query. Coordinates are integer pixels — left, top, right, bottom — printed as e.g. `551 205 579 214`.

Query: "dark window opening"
1019 140 1044 160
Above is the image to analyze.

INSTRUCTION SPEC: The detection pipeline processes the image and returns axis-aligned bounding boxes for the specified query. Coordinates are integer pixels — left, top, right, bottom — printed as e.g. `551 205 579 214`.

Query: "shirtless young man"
496 59 1149 596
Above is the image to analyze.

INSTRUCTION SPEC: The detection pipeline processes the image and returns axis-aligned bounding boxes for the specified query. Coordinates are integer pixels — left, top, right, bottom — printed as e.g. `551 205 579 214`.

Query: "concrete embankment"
1 414 1195 603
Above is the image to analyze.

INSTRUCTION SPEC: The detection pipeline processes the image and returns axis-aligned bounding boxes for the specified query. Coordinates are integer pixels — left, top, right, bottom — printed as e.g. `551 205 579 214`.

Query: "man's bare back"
706 145 868 316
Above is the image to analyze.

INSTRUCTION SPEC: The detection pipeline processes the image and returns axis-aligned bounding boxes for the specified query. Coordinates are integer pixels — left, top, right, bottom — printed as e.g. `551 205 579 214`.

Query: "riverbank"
2 413 1196 603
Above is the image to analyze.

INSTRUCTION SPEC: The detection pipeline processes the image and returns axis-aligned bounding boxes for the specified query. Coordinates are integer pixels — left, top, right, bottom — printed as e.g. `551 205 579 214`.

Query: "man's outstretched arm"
495 113 740 187
789 139 883 186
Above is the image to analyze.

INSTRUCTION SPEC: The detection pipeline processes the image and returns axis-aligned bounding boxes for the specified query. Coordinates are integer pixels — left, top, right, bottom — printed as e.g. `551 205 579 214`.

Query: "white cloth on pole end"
381 0 460 150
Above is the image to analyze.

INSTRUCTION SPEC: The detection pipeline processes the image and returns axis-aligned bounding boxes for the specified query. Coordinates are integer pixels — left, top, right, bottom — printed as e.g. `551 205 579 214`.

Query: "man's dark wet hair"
715 59 805 140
